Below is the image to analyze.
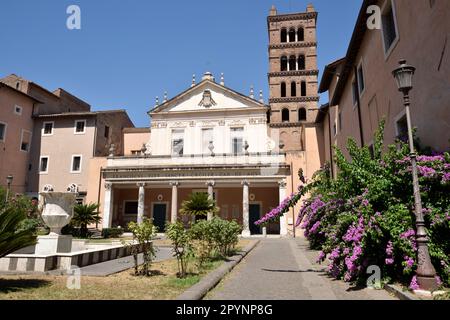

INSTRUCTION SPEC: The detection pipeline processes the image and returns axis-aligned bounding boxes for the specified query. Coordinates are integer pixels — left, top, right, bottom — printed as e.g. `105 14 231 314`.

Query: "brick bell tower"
267 4 319 152
267 4 321 237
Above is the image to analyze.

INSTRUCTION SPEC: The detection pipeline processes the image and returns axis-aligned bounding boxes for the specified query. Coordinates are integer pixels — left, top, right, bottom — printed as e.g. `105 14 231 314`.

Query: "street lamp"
392 60 438 292
5 175 13 202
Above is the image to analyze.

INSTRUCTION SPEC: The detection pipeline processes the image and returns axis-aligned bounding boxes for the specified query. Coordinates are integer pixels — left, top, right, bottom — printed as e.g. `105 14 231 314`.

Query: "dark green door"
249 204 261 235
153 204 167 233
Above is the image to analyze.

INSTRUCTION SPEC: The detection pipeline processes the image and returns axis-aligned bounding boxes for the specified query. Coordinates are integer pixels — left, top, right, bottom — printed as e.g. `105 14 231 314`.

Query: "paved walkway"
48 247 173 276
206 238 396 300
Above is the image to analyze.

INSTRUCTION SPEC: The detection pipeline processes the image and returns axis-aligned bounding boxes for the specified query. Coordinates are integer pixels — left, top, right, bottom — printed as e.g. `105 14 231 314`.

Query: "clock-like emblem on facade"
198 90 217 108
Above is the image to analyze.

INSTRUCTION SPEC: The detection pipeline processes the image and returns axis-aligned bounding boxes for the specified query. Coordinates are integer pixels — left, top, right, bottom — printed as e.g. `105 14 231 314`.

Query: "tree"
127 218 157 276
179 192 219 218
166 222 192 278
71 203 101 238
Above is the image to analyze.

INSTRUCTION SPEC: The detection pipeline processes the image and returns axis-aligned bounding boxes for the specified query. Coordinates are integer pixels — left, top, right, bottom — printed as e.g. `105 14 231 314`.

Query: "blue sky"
0 0 361 127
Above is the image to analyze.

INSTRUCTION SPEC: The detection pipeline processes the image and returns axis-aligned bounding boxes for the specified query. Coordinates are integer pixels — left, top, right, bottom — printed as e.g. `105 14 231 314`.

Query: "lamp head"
392 59 416 95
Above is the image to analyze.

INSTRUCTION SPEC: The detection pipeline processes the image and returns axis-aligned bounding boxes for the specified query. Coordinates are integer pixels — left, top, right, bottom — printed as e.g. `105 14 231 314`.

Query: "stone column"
102 182 114 229
137 183 146 225
170 181 179 223
206 180 215 221
279 180 288 236
242 180 251 237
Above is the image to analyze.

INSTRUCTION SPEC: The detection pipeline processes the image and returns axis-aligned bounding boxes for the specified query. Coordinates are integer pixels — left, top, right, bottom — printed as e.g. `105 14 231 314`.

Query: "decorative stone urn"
35 192 76 255
40 192 76 235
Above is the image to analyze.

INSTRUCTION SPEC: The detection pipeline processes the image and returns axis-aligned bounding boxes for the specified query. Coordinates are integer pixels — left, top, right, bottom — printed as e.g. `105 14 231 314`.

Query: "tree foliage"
179 192 219 217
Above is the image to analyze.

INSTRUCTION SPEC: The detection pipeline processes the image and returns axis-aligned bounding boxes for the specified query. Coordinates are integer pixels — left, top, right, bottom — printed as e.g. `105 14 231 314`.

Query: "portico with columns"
100 72 295 236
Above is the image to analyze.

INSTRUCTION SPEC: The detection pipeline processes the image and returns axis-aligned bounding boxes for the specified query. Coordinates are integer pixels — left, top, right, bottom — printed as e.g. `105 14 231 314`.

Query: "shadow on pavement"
261 268 326 273
0 278 50 294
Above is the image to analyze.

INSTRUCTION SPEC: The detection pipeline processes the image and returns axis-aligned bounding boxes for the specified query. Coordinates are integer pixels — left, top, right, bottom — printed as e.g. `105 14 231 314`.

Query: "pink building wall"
0 84 38 194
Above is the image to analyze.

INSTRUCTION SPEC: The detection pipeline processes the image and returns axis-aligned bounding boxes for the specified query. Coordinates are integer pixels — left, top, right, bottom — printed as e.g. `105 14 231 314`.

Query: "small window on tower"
280 82 287 97
289 56 296 71
288 28 296 42
298 27 305 42
299 108 307 122
280 28 287 43
282 108 290 122
291 82 297 97
301 81 307 96
280 56 288 72
298 55 305 70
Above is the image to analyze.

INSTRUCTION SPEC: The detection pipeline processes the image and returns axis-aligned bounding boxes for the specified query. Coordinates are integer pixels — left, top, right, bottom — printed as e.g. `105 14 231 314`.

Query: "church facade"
98 4 322 236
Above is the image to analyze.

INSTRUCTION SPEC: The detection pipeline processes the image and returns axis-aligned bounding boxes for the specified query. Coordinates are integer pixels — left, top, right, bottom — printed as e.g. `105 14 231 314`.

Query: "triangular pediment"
149 80 267 114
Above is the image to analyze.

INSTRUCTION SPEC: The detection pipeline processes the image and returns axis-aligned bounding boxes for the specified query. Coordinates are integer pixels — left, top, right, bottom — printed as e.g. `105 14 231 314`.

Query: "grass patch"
168 275 201 288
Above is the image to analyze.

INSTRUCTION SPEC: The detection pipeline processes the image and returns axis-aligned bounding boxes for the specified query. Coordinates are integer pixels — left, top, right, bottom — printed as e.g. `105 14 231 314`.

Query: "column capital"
104 182 113 190
206 180 215 187
170 181 180 187
242 180 250 187
278 180 287 188
137 182 146 188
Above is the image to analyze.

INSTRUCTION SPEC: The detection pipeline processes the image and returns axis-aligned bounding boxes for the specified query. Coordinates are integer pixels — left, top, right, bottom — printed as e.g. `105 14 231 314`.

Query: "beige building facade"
318 0 450 171
32 110 133 202
1 74 135 201
0 83 41 194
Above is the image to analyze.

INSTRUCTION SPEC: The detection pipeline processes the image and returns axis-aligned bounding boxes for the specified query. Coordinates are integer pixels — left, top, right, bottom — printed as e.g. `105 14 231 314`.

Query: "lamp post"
5 175 13 202
392 60 438 292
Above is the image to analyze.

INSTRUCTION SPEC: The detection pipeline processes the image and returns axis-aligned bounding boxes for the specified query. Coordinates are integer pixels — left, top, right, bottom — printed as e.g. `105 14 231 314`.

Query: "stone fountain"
0 192 142 273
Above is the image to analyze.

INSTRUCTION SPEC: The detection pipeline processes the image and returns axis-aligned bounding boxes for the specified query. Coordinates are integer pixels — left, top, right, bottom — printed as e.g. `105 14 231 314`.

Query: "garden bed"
0 239 250 300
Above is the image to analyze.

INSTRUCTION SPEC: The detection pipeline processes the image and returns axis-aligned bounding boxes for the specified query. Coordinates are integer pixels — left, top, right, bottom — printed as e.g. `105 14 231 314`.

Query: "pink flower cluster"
400 229 417 251
343 216 365 243
385 241 394 265
417 155 445 162
418 166 436 178
255 190 302 226
409 275 419 290
403 255 415 270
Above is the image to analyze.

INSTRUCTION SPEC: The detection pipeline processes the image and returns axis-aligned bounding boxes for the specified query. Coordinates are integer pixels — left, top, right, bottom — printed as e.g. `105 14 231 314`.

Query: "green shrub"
101 227 124 239
166 222 192 278
189 220 215 269
0 190 38 258
70 203 101 238
126 218 157 276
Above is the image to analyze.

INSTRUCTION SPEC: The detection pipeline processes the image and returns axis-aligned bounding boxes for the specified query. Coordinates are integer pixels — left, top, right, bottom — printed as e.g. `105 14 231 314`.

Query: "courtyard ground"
0 240 252 300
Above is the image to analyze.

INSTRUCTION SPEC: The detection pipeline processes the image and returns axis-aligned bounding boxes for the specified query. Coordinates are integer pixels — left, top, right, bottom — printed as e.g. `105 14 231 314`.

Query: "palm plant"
0 206 37 259
179 192 219 218
71 203 101 238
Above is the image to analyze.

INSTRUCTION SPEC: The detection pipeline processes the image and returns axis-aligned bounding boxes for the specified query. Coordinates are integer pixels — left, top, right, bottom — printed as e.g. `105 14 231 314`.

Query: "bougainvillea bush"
257 122 450 289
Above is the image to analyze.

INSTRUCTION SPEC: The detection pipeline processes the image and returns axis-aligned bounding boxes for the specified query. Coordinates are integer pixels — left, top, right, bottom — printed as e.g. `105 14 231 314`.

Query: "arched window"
288 28 296 42
280 28 287 43
299 108 307 121
280 56 288 71
301 81 307 96
297 27 304 42
289 55 296 71
280 82 287 97
291 82 297 97
282 108 290 122
298 55 305 70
